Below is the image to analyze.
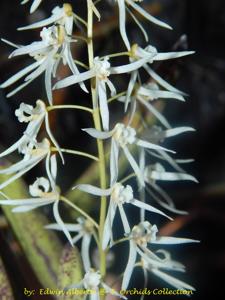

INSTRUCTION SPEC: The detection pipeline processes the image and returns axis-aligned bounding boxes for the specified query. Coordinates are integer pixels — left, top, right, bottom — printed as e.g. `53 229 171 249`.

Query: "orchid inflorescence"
0 1 198 299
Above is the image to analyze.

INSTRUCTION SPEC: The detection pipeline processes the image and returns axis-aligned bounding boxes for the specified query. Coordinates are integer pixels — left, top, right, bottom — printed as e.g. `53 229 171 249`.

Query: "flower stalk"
86 0 107 280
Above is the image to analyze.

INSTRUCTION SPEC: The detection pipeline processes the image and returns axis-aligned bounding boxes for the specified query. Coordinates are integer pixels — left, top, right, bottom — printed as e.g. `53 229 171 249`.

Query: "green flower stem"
87 0 107 282
50 147 98 161
106 237 130 250
73 59 89 70
107 91 126 104
47 105 93 114
120 172 136 184
73 13 87 27
61 196 99 229
101 52 129 59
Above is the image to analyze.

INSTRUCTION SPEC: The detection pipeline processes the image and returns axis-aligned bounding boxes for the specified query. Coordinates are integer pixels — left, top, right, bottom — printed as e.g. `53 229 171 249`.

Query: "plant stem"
87 0 107 281
107 91 126 104
51 147 98 161
61 196 99 229
47 105 93 114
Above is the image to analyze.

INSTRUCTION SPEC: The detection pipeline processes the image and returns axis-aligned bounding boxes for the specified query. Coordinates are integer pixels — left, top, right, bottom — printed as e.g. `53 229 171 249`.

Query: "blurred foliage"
0 255 14 299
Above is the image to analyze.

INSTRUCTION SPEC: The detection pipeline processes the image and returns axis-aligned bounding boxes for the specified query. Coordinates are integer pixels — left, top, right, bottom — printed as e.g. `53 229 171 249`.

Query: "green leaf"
57 245 83 300
0 255 15 299
0 172 62 289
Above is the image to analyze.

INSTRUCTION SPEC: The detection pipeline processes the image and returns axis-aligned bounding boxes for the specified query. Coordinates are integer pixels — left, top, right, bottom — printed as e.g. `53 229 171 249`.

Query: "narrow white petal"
73 184 111 196
106 79 116 97
118 0 130 50
0 198 53 206
152 236 200 245
0 60 41 88
111 57 148 74
81 234 92 273
151 268 196 291
98 81 109 131
146 182 174 208
164 127 195 138
125 71 138 111
110 139 119 185
138 96 171 129
91 0 101 21
147 149 185 173
118 204 131 234
150 171 198 183
6 78 34 98
50 154 57 181
139 148 145 173
123 146 145 187
128 97 137 126
12 200 54 212
18 14 61 31
138 87 185 101
127 7 148 42
10 42 48 57
132 199 172 220
0 136 25 158
45 223 82 232
45 59 54 104
176 158 194 164
1 38 20 49
65 16 73 35
45 152 55 192
54 69 95 90
25 59 48 82
102 212 111 250
144 65 186 95
145 185 187 215
30 0 42 13
0 154 41 175
82 128 112 139
136 139 175 154
126 0 172 30
53 200 74 246
0 154 45 190
102 201 117 249
64 43 88 93
154 51 195 61
121 241 137 290
45 114 64 164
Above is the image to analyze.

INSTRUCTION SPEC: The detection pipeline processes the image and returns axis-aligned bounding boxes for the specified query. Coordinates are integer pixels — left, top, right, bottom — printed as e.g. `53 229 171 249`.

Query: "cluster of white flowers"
0 1 198 299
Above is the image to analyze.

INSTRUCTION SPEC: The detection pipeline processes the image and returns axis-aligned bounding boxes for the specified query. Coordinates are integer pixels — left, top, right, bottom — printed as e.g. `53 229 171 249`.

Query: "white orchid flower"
73 182 171 251
69 268 126 300
54 56 150 130
0 138 50 190
119 82 186 128
0 100 45 160
123 44 194 111
116 0 172 50
0 154 73 245
18 4 74 35
82 123 175 187
122 221 199 290
21 0 43 13
46 217 95 272
144 162 198 183
139 250 195 292
139 142 196 215
1 25 87 103
0 100 64 163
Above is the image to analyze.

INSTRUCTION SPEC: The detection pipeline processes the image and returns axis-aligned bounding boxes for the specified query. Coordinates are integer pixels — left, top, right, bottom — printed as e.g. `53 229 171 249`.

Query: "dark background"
0 0 225 299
